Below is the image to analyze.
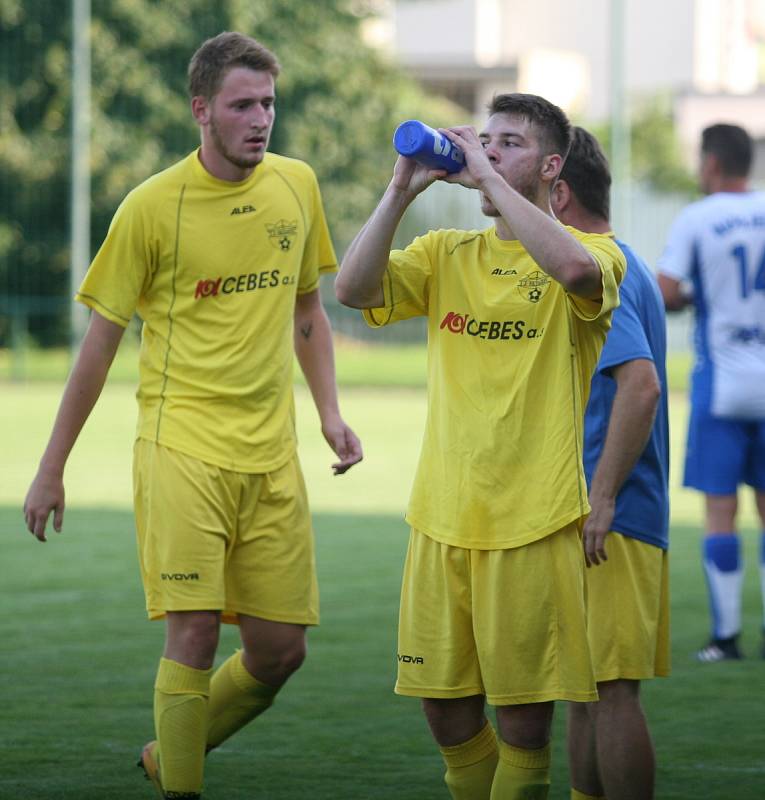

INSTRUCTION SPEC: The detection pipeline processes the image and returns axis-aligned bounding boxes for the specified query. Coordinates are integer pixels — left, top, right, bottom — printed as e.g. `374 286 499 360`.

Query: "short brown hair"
559 126 611 221
701 123 753 177
488 93 572 159
188 32 280 100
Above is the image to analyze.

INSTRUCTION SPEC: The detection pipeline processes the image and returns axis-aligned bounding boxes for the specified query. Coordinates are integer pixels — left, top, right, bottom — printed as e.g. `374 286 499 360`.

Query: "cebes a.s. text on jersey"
194 269 297 300
440 311 545 341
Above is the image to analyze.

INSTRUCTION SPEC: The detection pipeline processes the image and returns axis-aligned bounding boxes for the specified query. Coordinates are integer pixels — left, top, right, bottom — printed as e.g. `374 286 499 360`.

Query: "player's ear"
551 178 570 214
191 95 211 125
540 153 563 185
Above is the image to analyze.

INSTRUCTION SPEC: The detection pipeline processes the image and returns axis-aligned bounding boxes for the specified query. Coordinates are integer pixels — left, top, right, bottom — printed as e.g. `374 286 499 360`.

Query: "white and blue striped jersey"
658 191 765 419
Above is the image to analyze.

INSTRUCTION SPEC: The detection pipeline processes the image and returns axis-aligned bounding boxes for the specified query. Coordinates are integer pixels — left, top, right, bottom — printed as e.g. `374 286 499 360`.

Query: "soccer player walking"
23 32 362 800
336 95 625 800
552 127 670 800
658 123 765 662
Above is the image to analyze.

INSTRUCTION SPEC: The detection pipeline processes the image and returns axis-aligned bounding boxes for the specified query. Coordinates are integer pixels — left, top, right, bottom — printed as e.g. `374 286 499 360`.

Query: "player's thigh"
584 533 670 682
224 454 318 626
133 439 236 617
396 529 482 699
473 523 596 706
684 410 750 493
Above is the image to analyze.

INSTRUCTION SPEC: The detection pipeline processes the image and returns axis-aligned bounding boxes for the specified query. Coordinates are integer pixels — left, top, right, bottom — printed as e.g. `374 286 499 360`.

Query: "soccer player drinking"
336 94 625 800
23 32 362 800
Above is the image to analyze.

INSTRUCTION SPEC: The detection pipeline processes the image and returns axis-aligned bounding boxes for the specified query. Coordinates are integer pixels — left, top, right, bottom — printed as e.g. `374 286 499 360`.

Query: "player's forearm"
588 364 660 502
336 183 412 308
38 324 122 476
294 303 341 423
479 173 602 298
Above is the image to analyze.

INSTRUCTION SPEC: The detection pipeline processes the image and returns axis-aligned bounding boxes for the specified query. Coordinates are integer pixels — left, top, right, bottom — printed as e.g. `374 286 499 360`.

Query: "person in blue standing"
552 126 670 800
657 123 765 662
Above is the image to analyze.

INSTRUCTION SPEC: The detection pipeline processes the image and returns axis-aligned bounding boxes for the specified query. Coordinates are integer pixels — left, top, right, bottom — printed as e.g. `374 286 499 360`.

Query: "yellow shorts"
133 439 318 626
396 524 597 706
584 532 670 682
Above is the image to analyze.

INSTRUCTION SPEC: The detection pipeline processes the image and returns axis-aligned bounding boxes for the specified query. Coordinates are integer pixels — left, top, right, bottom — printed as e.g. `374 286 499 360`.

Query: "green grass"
2 508 764 799
2 372 765 798
0 342 693 392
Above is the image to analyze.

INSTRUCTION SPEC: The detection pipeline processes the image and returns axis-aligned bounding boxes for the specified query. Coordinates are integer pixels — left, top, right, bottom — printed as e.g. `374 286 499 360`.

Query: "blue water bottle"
393 120 464 173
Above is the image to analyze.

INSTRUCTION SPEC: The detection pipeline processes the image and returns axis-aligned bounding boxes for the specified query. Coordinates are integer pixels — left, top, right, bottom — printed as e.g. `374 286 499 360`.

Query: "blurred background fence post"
69 0 91 359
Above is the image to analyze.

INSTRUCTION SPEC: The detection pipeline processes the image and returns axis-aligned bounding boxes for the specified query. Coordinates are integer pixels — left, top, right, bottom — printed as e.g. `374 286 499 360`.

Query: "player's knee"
278 637 307 676
594 678 640 710
183 628 219 662
165 612 220 667
496 702 553 750
247 635 306 684
421 696 486 746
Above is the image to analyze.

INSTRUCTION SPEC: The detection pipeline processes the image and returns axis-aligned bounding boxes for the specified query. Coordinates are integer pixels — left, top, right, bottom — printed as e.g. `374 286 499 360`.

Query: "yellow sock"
571 790 606 799
206 650 279 750
490 740 551 799
154 658 211 797
439 722 499 800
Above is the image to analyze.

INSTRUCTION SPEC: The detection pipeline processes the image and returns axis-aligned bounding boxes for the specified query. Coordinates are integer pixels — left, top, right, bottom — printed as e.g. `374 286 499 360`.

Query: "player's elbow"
334 270 359 307
561 257 602 299
335 266 378 309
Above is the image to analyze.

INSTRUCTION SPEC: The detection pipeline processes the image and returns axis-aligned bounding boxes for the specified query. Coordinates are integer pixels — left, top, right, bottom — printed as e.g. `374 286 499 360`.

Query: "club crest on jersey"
266 219 298 251
518 271 550 303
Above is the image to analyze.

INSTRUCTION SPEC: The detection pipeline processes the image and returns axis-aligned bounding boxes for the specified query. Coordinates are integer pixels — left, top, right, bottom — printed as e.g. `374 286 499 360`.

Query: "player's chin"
235 149 265 168
480 197 499 217
243 154 265 167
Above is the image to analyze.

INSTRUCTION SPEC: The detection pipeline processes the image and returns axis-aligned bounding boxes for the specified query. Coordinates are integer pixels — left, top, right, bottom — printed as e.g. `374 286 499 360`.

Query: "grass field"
0 340 694 391
2 349 765 798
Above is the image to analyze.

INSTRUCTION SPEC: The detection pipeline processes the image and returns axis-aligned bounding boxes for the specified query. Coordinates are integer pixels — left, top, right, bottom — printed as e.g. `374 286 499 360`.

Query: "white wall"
391 0 698 119
393 0 478 64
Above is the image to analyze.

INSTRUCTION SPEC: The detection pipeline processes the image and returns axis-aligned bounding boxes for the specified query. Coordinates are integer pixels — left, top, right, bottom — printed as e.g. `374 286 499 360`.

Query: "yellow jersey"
77 150 336 472
364 225 625 549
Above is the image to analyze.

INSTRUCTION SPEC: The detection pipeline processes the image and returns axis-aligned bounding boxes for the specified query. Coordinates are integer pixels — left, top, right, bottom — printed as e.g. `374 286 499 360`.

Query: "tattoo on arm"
300 322 313 340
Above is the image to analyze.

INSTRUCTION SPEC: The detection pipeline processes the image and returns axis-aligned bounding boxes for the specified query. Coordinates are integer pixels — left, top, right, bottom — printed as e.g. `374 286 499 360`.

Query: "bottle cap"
393 120 430 157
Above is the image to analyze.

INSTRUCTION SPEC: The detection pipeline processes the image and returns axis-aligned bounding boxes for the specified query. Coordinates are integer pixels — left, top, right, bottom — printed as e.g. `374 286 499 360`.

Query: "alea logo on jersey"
266 218 298 251
518 271 551 303
440 311 544 341
490 267 518 276
230 204 256 215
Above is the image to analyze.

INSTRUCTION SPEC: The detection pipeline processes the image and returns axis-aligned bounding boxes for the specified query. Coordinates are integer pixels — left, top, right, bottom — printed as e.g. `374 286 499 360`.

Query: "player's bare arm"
336 156 445 309
23 312 125 542
293 289 362 475
584 358 661 567
657 273 692 312
442 125 603 300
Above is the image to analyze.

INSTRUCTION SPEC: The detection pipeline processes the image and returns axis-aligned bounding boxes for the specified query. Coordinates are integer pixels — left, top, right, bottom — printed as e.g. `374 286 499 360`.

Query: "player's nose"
250 105 271 128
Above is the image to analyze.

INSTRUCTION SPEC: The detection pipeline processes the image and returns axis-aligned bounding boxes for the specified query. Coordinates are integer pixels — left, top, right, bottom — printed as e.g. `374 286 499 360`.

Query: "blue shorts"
684 408 765 494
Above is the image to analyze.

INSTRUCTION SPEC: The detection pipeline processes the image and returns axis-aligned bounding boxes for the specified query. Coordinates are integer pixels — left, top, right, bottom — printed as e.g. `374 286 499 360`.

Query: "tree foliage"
589 94 698 196
0 0 455 344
